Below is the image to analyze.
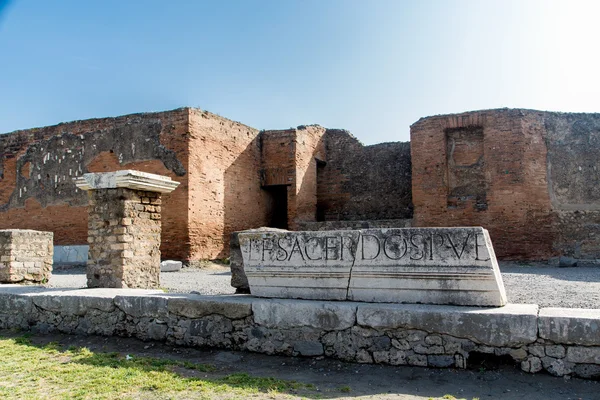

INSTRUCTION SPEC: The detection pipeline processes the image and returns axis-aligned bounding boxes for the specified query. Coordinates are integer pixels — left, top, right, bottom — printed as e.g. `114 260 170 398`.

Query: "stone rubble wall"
0 230 53 283
87 188 162 289
0 288 599 379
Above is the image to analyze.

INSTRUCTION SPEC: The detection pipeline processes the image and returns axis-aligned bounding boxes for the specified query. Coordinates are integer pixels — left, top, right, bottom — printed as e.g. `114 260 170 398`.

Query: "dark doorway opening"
265 185 288 229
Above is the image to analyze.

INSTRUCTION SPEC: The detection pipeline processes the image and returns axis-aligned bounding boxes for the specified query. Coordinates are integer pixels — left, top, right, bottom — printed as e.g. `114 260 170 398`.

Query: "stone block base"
87 188 162 289
0 230 53 283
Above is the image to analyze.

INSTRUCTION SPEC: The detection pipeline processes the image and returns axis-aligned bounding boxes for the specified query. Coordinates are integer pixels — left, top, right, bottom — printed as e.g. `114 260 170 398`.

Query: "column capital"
75 170 180 193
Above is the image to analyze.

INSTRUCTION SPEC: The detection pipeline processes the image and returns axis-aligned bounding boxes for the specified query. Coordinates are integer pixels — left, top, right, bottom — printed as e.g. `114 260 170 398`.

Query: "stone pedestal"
0 229 53 283
75 170 179 288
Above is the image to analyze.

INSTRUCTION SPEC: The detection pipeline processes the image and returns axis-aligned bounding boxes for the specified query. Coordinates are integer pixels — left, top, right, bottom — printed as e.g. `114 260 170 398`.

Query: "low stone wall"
0 287 599 379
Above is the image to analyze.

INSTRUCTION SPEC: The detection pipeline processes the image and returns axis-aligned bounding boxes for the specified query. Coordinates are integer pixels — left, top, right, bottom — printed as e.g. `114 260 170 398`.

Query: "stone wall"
410 109 600 260
87 188 162 289
544 112 600 259
0 108 189 260
0 230 53 283
1 287 599 379
317 130 412 221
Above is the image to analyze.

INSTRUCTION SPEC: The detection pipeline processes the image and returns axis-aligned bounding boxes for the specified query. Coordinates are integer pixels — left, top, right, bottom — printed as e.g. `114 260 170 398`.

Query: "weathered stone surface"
252 299 356 330
357 303 538 347
573 364 600 379
566 347 600 364
230 228 288 293
239 230 359 300
293 341 324 356
78 170 179 289
539 308 600 345
229 231 248 292
240 227 506 306
75 170 180 193
428 355 455 368
348 227 506 306
167 295 253 319
509 348 528 361
160 260 182 272
32 293 115 316
546 359 573 377
545 345 566 358
114 294 168 318
0 230 53 284
2 285 600 380
521 356 543 373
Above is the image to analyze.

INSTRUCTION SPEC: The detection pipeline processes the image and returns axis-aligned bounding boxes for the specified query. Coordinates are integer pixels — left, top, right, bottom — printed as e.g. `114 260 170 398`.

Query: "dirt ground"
5 330 598 400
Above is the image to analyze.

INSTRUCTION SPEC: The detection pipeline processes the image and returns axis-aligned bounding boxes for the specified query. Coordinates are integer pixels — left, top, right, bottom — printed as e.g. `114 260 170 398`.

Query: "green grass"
0 335 314 399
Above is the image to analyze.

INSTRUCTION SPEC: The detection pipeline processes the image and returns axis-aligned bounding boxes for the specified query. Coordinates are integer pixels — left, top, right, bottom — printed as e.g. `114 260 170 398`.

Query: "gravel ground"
47 261 600 308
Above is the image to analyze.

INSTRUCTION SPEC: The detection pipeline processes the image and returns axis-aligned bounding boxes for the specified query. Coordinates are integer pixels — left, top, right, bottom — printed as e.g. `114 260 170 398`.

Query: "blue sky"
1 1 599 144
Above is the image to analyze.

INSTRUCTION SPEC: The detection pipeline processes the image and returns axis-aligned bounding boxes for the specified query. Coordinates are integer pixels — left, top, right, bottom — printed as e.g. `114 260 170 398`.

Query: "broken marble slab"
347 227 507 306
239 230 359 300
238 227 507 306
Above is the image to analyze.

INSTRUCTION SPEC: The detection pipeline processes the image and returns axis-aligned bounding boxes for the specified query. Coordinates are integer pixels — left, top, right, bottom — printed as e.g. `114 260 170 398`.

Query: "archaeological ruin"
0 107 598 265
0 107 599 380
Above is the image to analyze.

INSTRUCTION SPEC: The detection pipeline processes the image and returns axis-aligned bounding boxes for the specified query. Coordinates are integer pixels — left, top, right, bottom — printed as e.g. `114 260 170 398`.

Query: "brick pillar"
75 170 179 288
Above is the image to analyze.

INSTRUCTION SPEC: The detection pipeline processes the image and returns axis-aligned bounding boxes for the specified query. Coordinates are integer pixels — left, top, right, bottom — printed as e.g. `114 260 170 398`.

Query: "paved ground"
48 261 600 308
3 330 596 400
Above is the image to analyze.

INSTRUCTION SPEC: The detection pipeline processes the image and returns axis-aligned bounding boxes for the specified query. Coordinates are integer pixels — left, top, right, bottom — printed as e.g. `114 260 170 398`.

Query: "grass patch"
0 335 314 399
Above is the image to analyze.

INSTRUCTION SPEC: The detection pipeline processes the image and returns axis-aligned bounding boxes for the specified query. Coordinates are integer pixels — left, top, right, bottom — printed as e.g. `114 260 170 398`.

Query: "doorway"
265 185 288 229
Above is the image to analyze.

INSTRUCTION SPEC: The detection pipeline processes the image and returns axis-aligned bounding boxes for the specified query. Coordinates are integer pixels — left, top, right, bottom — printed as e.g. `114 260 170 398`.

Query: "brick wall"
410 109 600 260
291 126 326 227
0 109 190 260
317 129 412 221
188 109 268 260
260 126 326 230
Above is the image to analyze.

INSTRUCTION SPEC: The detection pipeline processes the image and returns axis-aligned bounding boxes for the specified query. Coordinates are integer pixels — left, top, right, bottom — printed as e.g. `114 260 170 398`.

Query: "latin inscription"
247 230 491 263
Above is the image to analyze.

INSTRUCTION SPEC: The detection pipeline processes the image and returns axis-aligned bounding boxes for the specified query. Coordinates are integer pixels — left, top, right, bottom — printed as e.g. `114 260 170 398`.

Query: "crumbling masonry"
0 107 598 262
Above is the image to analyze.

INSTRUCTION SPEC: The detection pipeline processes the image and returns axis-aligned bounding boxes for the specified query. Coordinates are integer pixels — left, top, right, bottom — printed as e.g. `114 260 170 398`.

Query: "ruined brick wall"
188 109 269 260
260 130 296 187
290 126 326 227
317 130 412 221
0 109 190 260
411 109 600 260
544 112 600 258
260 126 326 230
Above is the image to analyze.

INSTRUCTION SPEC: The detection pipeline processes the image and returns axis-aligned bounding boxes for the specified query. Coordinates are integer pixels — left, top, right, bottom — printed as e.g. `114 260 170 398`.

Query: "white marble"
74 170 179 193
239 227 507 306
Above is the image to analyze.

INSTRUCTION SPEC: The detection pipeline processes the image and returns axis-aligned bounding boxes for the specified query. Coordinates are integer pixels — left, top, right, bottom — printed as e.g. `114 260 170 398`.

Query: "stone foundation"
1 287 599 379
0 230 53 283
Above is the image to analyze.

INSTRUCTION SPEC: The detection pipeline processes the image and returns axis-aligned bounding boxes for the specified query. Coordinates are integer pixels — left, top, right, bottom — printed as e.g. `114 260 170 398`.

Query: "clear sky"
1 0 599 144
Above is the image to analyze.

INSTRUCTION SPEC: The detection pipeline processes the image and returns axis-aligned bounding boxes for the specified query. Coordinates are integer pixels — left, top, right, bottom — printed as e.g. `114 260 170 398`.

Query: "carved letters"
246 229 491 264
239 227 507 306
